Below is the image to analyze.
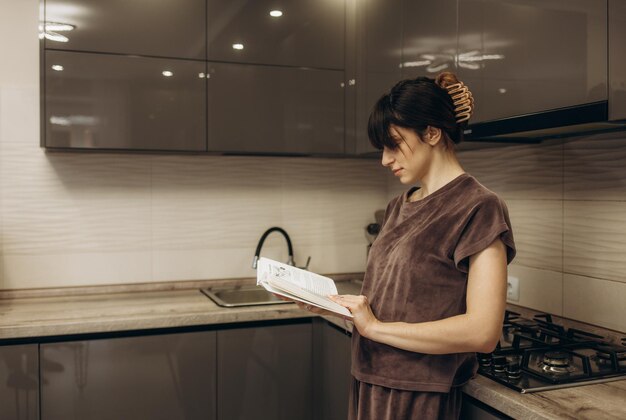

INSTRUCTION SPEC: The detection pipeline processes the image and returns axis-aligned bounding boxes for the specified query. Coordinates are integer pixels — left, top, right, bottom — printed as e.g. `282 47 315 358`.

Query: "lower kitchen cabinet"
217 321 313 420
0 344 39 420
40 331 216 420
461 395 512 420
313 319 352 420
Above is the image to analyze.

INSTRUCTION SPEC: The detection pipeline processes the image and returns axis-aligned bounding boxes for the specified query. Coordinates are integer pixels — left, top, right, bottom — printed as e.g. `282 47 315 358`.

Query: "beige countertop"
1 278 625 420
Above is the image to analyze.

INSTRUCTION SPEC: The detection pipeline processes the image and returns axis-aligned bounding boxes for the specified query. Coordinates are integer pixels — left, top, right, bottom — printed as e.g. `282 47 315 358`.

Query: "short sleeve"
453 195 516 273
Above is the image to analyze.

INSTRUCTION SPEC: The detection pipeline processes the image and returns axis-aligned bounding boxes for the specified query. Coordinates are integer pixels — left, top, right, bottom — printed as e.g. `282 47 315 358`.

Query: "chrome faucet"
252 227 295 269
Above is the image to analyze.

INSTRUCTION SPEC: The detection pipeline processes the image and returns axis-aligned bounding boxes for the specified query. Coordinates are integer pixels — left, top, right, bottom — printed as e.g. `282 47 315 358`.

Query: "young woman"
301 72 516 419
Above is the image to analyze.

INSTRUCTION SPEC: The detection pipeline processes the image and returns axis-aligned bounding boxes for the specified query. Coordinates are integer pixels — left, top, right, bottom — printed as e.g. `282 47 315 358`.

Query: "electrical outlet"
507 276 520 302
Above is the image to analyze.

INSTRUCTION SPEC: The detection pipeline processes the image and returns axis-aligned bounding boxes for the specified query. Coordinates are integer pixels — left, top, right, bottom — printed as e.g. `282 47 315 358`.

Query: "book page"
268 276 352 318
256 257 352 318
256 257 338 296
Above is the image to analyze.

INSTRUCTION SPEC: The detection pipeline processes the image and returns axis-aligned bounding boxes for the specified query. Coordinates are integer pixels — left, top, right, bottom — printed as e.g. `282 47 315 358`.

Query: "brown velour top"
352 173 516 393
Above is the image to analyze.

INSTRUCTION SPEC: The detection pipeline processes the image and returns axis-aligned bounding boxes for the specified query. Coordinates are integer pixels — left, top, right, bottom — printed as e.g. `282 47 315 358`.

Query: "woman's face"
381 125 433 185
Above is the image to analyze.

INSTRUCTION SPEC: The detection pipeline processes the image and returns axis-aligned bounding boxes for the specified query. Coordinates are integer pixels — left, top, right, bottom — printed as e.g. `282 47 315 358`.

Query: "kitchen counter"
1 279 625 420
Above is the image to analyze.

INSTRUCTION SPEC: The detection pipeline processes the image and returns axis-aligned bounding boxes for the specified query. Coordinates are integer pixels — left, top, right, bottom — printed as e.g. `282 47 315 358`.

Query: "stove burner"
543 351 570 367
480 313 626 393
540 351 575 375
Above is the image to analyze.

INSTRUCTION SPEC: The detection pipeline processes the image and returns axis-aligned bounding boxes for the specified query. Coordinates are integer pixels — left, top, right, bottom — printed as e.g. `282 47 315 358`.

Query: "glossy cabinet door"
40 331 216 420
461 395 510 419
207 0 344 69
45 51 206 151
401 0 457 80
610 0 626 120
354 0 402 155
459 0 607 123
207 62 344 155
0 344 39 420
217 322 313 420
44 0 206 59
314 320 352 420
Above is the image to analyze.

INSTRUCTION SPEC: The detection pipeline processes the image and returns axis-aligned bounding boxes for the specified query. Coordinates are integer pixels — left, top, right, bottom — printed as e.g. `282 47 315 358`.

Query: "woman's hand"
329 294 380 339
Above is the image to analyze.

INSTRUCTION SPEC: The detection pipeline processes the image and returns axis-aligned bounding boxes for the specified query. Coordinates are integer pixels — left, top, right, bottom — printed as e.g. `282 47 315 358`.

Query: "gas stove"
477 311 626 393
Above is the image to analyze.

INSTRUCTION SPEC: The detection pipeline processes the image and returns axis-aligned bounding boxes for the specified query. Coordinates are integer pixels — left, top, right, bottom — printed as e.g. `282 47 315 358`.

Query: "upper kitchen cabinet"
354 0 403 155
207 62 344 154
401 0 457 80
44 50 206 151
610 0 626 121
43 0 206 59
206 0 345 69
459 0 607 123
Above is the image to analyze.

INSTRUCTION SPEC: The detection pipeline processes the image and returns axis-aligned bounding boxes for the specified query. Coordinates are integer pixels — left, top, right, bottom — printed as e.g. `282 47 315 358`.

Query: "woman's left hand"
329 294 379 339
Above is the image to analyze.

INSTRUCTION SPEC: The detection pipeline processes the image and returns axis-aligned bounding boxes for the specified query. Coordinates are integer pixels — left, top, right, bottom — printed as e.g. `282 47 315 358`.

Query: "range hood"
463 101 626 143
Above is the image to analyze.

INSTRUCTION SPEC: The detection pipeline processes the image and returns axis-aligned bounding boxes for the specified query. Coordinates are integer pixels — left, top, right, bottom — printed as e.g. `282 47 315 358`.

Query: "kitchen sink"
200 279 363 308
201 285 290 307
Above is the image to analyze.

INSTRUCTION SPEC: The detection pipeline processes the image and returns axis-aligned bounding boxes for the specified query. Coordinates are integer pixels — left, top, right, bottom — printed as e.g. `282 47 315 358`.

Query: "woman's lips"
392 168 402 176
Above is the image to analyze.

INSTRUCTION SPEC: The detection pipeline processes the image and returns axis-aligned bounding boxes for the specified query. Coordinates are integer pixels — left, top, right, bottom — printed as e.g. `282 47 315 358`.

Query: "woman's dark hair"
367 72 471 150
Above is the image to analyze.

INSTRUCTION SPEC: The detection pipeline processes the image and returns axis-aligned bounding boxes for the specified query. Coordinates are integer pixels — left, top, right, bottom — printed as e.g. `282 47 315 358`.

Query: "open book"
256 257 353 318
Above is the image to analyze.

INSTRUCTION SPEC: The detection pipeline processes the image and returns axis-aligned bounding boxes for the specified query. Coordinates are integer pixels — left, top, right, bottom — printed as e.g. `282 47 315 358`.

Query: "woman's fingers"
330 294 368 307
272 293 292 302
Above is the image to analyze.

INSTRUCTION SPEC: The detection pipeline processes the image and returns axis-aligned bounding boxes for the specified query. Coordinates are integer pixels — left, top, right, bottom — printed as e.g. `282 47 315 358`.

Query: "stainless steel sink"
200 279 363 308
201 285 290 307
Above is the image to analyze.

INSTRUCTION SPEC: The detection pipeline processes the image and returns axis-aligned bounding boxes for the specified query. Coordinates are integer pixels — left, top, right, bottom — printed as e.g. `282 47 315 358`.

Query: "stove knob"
492 356 507 374
505 362 521 379
477 352 492 368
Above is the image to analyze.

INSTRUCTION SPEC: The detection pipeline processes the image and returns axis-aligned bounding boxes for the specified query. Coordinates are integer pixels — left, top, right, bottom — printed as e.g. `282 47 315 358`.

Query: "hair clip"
445 82 473 123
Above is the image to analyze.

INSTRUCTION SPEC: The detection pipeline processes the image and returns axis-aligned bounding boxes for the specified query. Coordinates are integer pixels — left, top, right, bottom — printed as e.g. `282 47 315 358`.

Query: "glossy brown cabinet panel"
40 332 216 420
0 344 39 420
217 323 313 420
610 0 626 120
459 0 607 123
45 51 206 151
354 0 402 154
44 0 206 59
316 320 352 420
401 0 457 80
207 0 344 69
207 62 344 154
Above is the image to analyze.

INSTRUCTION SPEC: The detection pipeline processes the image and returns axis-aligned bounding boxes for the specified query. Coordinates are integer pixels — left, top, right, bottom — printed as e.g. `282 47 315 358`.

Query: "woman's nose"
381 148 394 167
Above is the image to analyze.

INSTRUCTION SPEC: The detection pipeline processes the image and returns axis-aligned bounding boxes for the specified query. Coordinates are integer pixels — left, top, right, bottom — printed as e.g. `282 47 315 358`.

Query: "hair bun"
436 72 474 124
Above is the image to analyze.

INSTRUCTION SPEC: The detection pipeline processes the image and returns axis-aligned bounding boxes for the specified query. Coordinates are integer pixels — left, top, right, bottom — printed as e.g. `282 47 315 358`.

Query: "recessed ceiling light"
51 64 64 71
269 10 283 17
162 70 173 77
232 43 244 50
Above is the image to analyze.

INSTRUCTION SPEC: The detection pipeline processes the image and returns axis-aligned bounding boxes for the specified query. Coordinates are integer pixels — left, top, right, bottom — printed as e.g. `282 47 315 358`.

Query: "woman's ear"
424 126 442 146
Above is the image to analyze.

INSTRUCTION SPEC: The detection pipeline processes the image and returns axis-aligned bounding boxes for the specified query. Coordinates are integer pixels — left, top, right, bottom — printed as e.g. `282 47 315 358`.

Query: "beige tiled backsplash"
458 135 626 333
1 1 624 332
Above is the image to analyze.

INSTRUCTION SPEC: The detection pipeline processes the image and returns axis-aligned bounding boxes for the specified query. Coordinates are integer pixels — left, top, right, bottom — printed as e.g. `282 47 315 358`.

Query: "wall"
388 136 626 333
0 0 388 289
1 0 624 333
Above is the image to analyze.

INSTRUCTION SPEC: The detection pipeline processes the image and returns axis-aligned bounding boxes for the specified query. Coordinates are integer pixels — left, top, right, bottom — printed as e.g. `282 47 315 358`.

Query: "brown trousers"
348 378 462 420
